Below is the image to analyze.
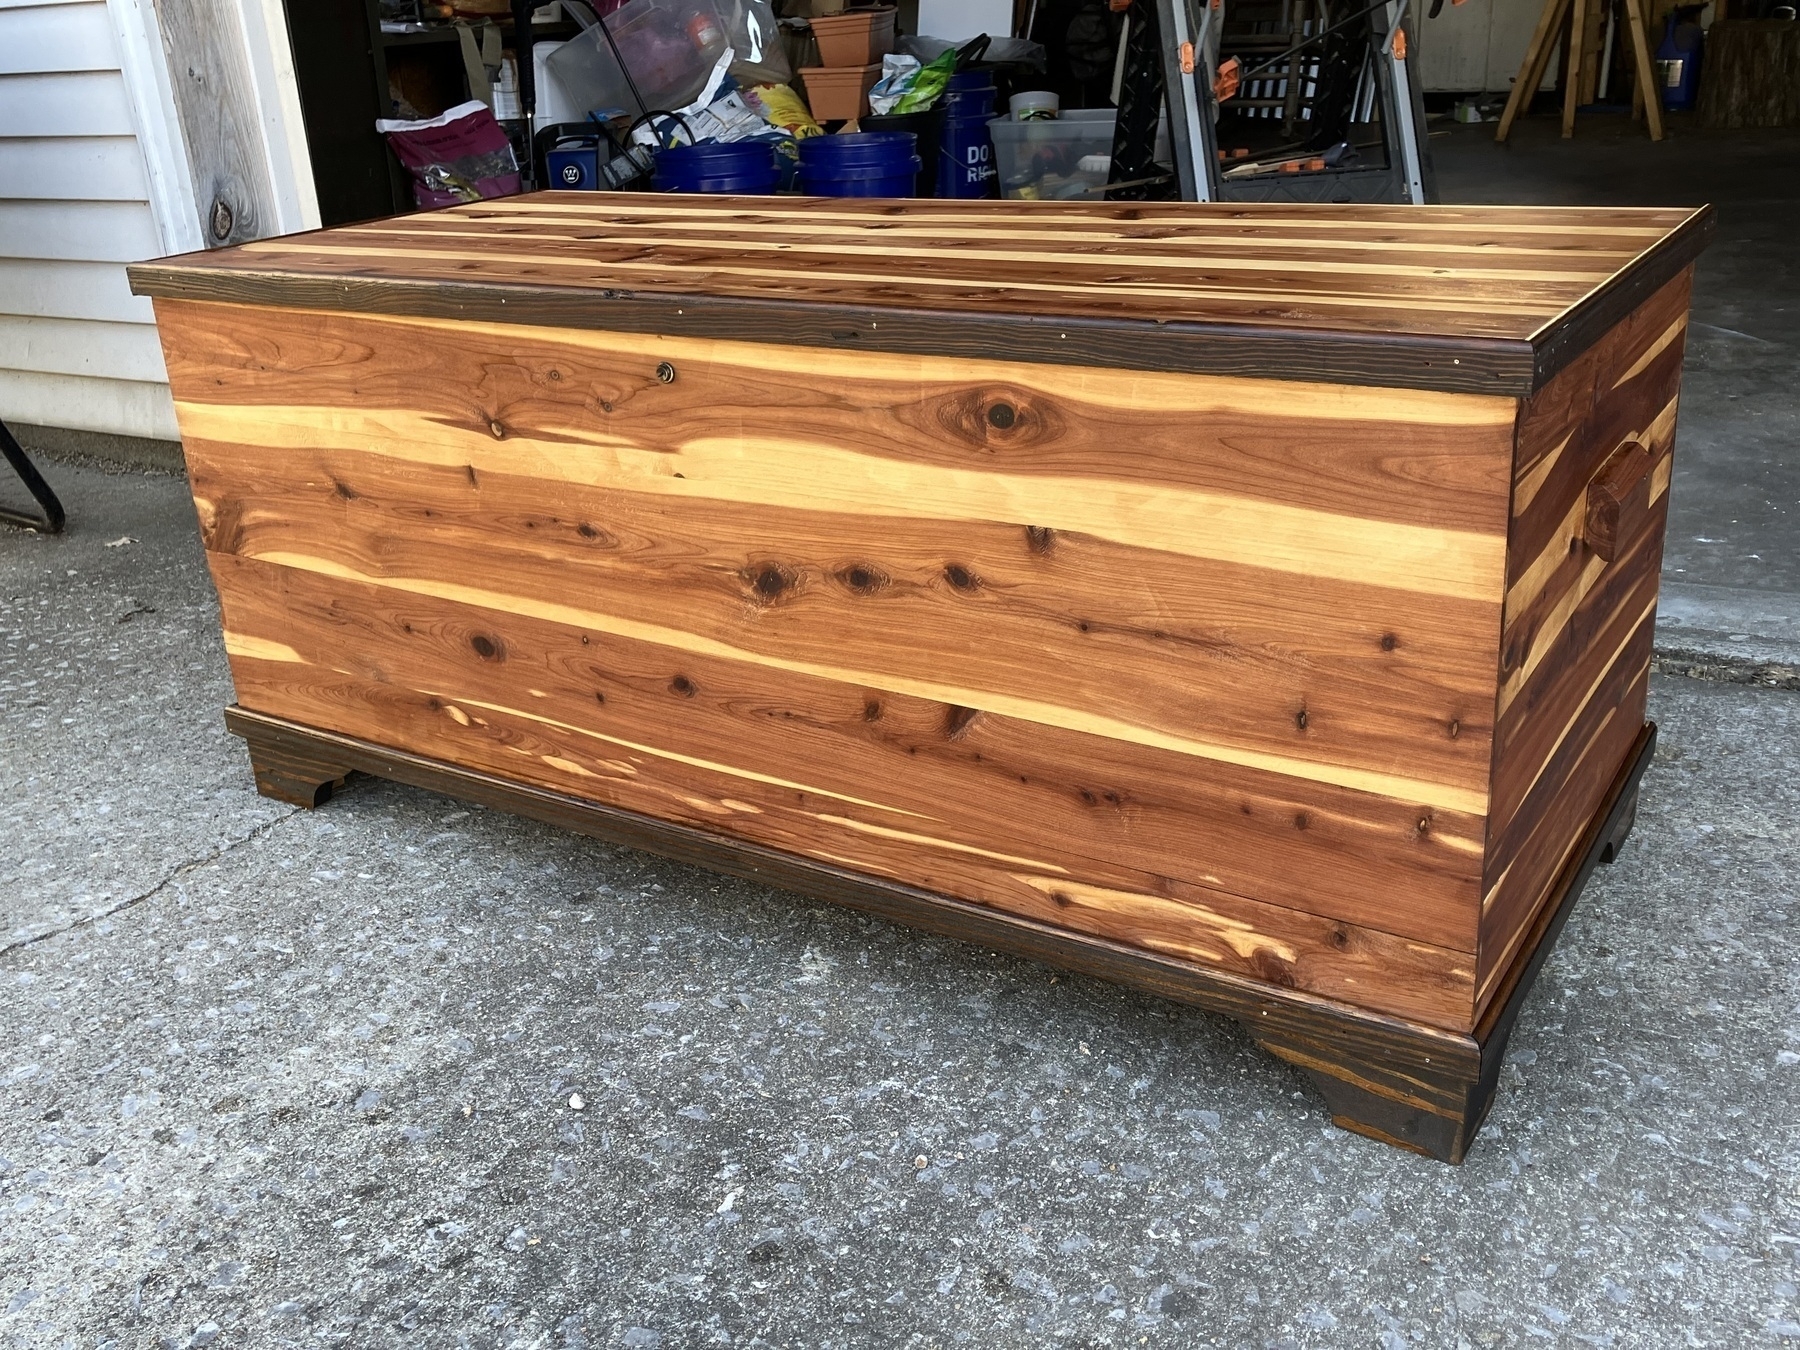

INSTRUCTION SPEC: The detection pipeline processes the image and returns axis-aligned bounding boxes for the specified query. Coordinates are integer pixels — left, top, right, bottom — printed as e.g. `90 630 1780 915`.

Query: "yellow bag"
747 83 823 138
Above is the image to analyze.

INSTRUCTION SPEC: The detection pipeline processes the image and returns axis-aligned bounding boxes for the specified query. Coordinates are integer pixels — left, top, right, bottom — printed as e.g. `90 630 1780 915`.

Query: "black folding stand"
0 420 66 534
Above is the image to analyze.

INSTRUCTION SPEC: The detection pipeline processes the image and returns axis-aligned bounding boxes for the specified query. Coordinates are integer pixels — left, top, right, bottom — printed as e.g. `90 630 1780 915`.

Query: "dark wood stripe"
132 264 1541 396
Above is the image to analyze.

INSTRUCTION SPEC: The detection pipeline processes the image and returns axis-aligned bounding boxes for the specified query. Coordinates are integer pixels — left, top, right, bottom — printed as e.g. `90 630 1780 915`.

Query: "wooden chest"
130 196 1711 1161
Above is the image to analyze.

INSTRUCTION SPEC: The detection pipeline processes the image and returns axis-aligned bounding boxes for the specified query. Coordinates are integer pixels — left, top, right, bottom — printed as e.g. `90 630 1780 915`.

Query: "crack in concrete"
0 810 296 960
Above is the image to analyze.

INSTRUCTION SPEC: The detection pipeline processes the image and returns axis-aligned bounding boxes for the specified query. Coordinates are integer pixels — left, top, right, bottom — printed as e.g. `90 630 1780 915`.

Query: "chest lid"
128 194 1712 396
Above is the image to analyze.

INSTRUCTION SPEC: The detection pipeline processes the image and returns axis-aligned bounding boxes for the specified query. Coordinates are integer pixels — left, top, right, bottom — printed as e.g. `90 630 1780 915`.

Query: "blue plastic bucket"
797 132 921 198
653 141 781 194
936 68 998 199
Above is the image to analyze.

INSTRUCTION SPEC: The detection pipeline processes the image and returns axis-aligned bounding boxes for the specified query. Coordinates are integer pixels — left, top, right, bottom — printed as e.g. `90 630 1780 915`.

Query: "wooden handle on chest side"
1583 439 1663 562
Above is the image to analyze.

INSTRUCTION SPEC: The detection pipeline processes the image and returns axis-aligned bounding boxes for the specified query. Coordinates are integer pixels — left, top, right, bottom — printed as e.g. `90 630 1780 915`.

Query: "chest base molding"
224 705 1654 1164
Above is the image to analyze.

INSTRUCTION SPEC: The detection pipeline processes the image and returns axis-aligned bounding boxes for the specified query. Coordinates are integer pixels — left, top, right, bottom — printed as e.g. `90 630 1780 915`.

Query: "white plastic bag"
867 54 922 115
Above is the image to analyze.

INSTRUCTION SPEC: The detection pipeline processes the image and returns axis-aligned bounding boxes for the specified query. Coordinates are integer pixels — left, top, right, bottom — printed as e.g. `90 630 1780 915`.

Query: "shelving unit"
283 4 571 225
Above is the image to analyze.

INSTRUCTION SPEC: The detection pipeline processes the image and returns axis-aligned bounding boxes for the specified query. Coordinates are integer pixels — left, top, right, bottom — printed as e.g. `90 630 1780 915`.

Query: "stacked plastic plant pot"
796 6 897 121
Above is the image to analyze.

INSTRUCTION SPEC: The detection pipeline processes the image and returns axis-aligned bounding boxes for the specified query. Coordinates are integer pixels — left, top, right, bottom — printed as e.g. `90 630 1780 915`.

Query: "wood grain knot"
470 633 505 662
944 705 981 739
669 675 696 698
1249 949 1296 989
1380 633 1399 652
934 388 1057 448
575 521 617 547
943 564 981 593
836 563 889 595
863 700 882 722
744 561 798 602
1025 525 1055 554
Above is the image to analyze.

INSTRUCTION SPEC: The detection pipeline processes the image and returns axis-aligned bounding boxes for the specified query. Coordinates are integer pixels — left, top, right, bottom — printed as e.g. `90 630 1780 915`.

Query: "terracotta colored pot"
807 7 897 67
798 63 882 121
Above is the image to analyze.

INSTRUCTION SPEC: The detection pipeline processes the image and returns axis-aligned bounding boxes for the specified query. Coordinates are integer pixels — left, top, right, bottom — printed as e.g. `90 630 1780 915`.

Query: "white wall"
0 0 179 439
1418 0 1562 95
0 0 317 442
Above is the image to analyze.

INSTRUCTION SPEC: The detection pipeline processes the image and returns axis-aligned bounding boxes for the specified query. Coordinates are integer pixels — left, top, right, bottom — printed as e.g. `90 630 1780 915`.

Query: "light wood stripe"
175 401 1507 601
1475 646 1648 1006
227 240 1570 318
1476 707 1617 998
242 548 1492 815
460 195 1693 237
814 814 1071 871
360 218 1646 265
1512 431 1570 518
1651 451 1672 503
222 632 304 665
1611 314 1688 389
292 230 1624 285
459 694 940 821
1491 597 1657 858
1498 552 1610 718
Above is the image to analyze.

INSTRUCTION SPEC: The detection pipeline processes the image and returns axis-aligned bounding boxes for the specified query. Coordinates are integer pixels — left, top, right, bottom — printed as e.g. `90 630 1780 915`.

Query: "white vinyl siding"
0 0 177 440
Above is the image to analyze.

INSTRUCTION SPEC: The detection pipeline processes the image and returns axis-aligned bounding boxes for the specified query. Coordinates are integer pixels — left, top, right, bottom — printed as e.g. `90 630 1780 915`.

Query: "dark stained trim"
223 704 1656 1163
132 264 1540 396
1529 206 1715 389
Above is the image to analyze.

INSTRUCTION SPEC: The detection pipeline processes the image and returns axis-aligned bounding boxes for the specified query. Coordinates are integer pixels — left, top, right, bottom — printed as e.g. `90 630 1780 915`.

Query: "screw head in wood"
656 361 677 384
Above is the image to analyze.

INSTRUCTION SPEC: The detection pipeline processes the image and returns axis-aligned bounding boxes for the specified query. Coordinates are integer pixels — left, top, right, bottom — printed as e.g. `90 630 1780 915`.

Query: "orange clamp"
1213 55 1240 100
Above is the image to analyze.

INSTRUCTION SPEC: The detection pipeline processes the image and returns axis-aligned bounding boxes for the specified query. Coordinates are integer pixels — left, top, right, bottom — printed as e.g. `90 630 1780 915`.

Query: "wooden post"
1500 0 1664 141
1563 0 1590 136
1624 0 1667 139
141 0 285 247
1497 0 1573 142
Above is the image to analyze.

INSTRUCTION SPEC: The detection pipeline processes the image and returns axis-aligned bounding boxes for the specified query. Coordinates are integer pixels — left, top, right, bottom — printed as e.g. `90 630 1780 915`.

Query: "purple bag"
376 99 523 209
